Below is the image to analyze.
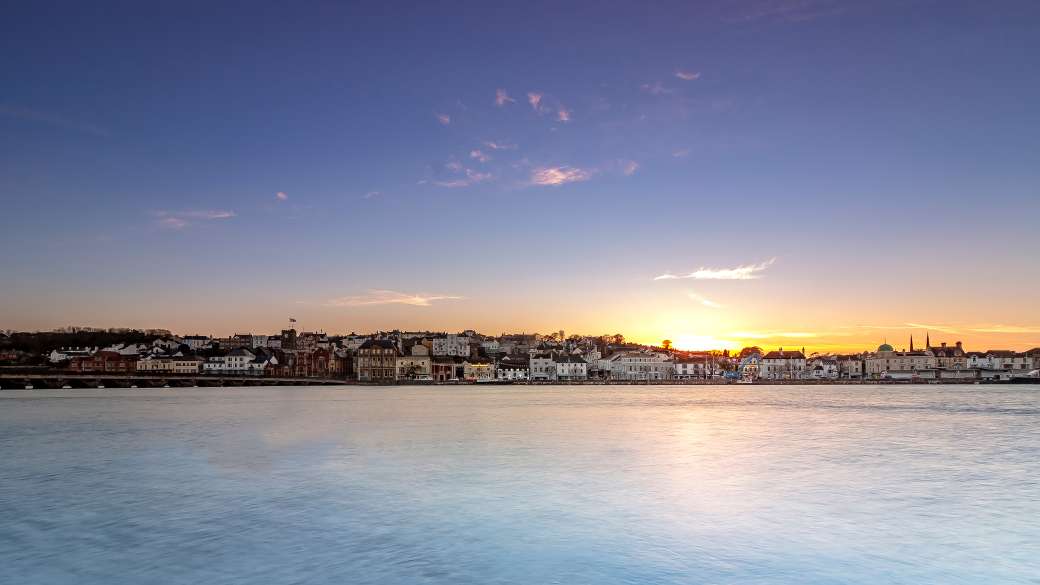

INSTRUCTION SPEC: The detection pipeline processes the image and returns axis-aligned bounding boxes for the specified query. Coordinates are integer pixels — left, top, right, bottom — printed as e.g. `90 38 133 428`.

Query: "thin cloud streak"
275 191 288 201
689 292 723 308
968 325 1040 334
656 258 776 280
675 70 701 81
483 140 516 150
0 104 110 137
435 113 451 125
153 209 236 229
326 289 465 307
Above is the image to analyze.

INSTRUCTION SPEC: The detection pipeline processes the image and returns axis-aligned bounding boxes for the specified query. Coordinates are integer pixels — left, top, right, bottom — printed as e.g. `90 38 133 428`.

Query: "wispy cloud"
724 0 845 23
556 107 572 122
434 163 492 188
275 191 288 201
905 322 960 334
363 191 381 199
672 148 691 158
483 140 517 150
641 82 672 96
530 166 593 187
689 292 723 308
675 70 702 81
435 112 451 125
655 258 776 280
527 92 544 112
470 149 490 163
731 330 818 339
968 325 1040 334
326 289 465 307
153 209 236 230
620 160 639 176
495 89 515 107
0 104 110 137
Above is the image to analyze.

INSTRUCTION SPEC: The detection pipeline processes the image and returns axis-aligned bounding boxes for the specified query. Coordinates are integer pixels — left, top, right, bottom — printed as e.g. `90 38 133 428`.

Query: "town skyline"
6 320 1039 355
2 1 1039 353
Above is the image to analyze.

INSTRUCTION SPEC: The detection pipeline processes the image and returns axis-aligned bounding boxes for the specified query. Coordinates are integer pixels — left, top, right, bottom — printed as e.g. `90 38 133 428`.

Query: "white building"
760 349 807 380
204 348 268 376
554 355 587 381
530 355 557 381
606 351 672 381
674 358 708 379
808 357 839 379
432 334 472 357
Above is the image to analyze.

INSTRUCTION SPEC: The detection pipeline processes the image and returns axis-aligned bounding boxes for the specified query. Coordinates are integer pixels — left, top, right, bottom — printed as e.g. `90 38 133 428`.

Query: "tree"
661 339 672 350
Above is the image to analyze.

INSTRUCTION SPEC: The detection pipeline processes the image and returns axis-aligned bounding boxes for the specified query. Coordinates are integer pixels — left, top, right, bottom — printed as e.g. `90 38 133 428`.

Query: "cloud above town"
655 258 776 280
153 209 236 229
326 290 465 307
675 70 701 81
275 191 288 201
688 292 723 308
529 166 593 186
435 112 451 125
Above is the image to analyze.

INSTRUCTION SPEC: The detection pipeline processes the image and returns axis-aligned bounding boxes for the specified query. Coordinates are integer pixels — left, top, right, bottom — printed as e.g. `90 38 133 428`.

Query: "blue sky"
2 0 1039 350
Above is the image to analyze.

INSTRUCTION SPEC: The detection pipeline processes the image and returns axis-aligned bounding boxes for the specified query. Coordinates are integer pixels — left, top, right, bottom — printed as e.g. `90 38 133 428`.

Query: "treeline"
0 331 165 355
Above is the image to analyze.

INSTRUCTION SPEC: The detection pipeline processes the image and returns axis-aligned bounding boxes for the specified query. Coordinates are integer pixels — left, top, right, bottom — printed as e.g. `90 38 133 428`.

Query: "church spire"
910 335 914 352
926 331 930 349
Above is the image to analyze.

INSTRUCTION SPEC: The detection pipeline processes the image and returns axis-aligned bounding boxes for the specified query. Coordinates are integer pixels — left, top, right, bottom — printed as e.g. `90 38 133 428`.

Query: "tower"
926 331 930 349
910 335 914 352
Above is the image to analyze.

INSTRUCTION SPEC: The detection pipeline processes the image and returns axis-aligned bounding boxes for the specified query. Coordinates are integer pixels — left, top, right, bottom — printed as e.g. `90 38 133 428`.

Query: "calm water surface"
1 385 1038 584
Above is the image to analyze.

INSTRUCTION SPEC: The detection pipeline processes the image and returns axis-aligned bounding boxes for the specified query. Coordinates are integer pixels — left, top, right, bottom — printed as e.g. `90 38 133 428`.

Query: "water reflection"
1 385 1037 584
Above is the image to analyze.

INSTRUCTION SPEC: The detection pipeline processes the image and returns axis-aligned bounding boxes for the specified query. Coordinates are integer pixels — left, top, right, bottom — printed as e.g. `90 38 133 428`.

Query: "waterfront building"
605 351 672 381
737 352 762 380
554 355 588 381
864 343 936 378
530 355 557 381
808 357 839 379
836 355 864 379
356 339 399 382
463 358 495 382
67 350 137 373
674 357 708 379
396 344 432 380
928 340 967 369
760 349 807 380
496 355 530 381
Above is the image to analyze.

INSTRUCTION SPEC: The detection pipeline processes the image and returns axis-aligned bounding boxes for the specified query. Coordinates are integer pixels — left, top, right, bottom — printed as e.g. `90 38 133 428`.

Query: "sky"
2 0 1039 352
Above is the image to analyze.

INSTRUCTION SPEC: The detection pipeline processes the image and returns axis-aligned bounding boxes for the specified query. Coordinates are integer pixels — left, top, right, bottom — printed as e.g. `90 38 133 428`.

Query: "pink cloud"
483 140 517 150
495 88 515 107
435 112 451 125
470 149 490 163
556 108 571 122
275 191 288 201
530 166 592 186
621 160 639 176
527 92 543 111
675 70 701 81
